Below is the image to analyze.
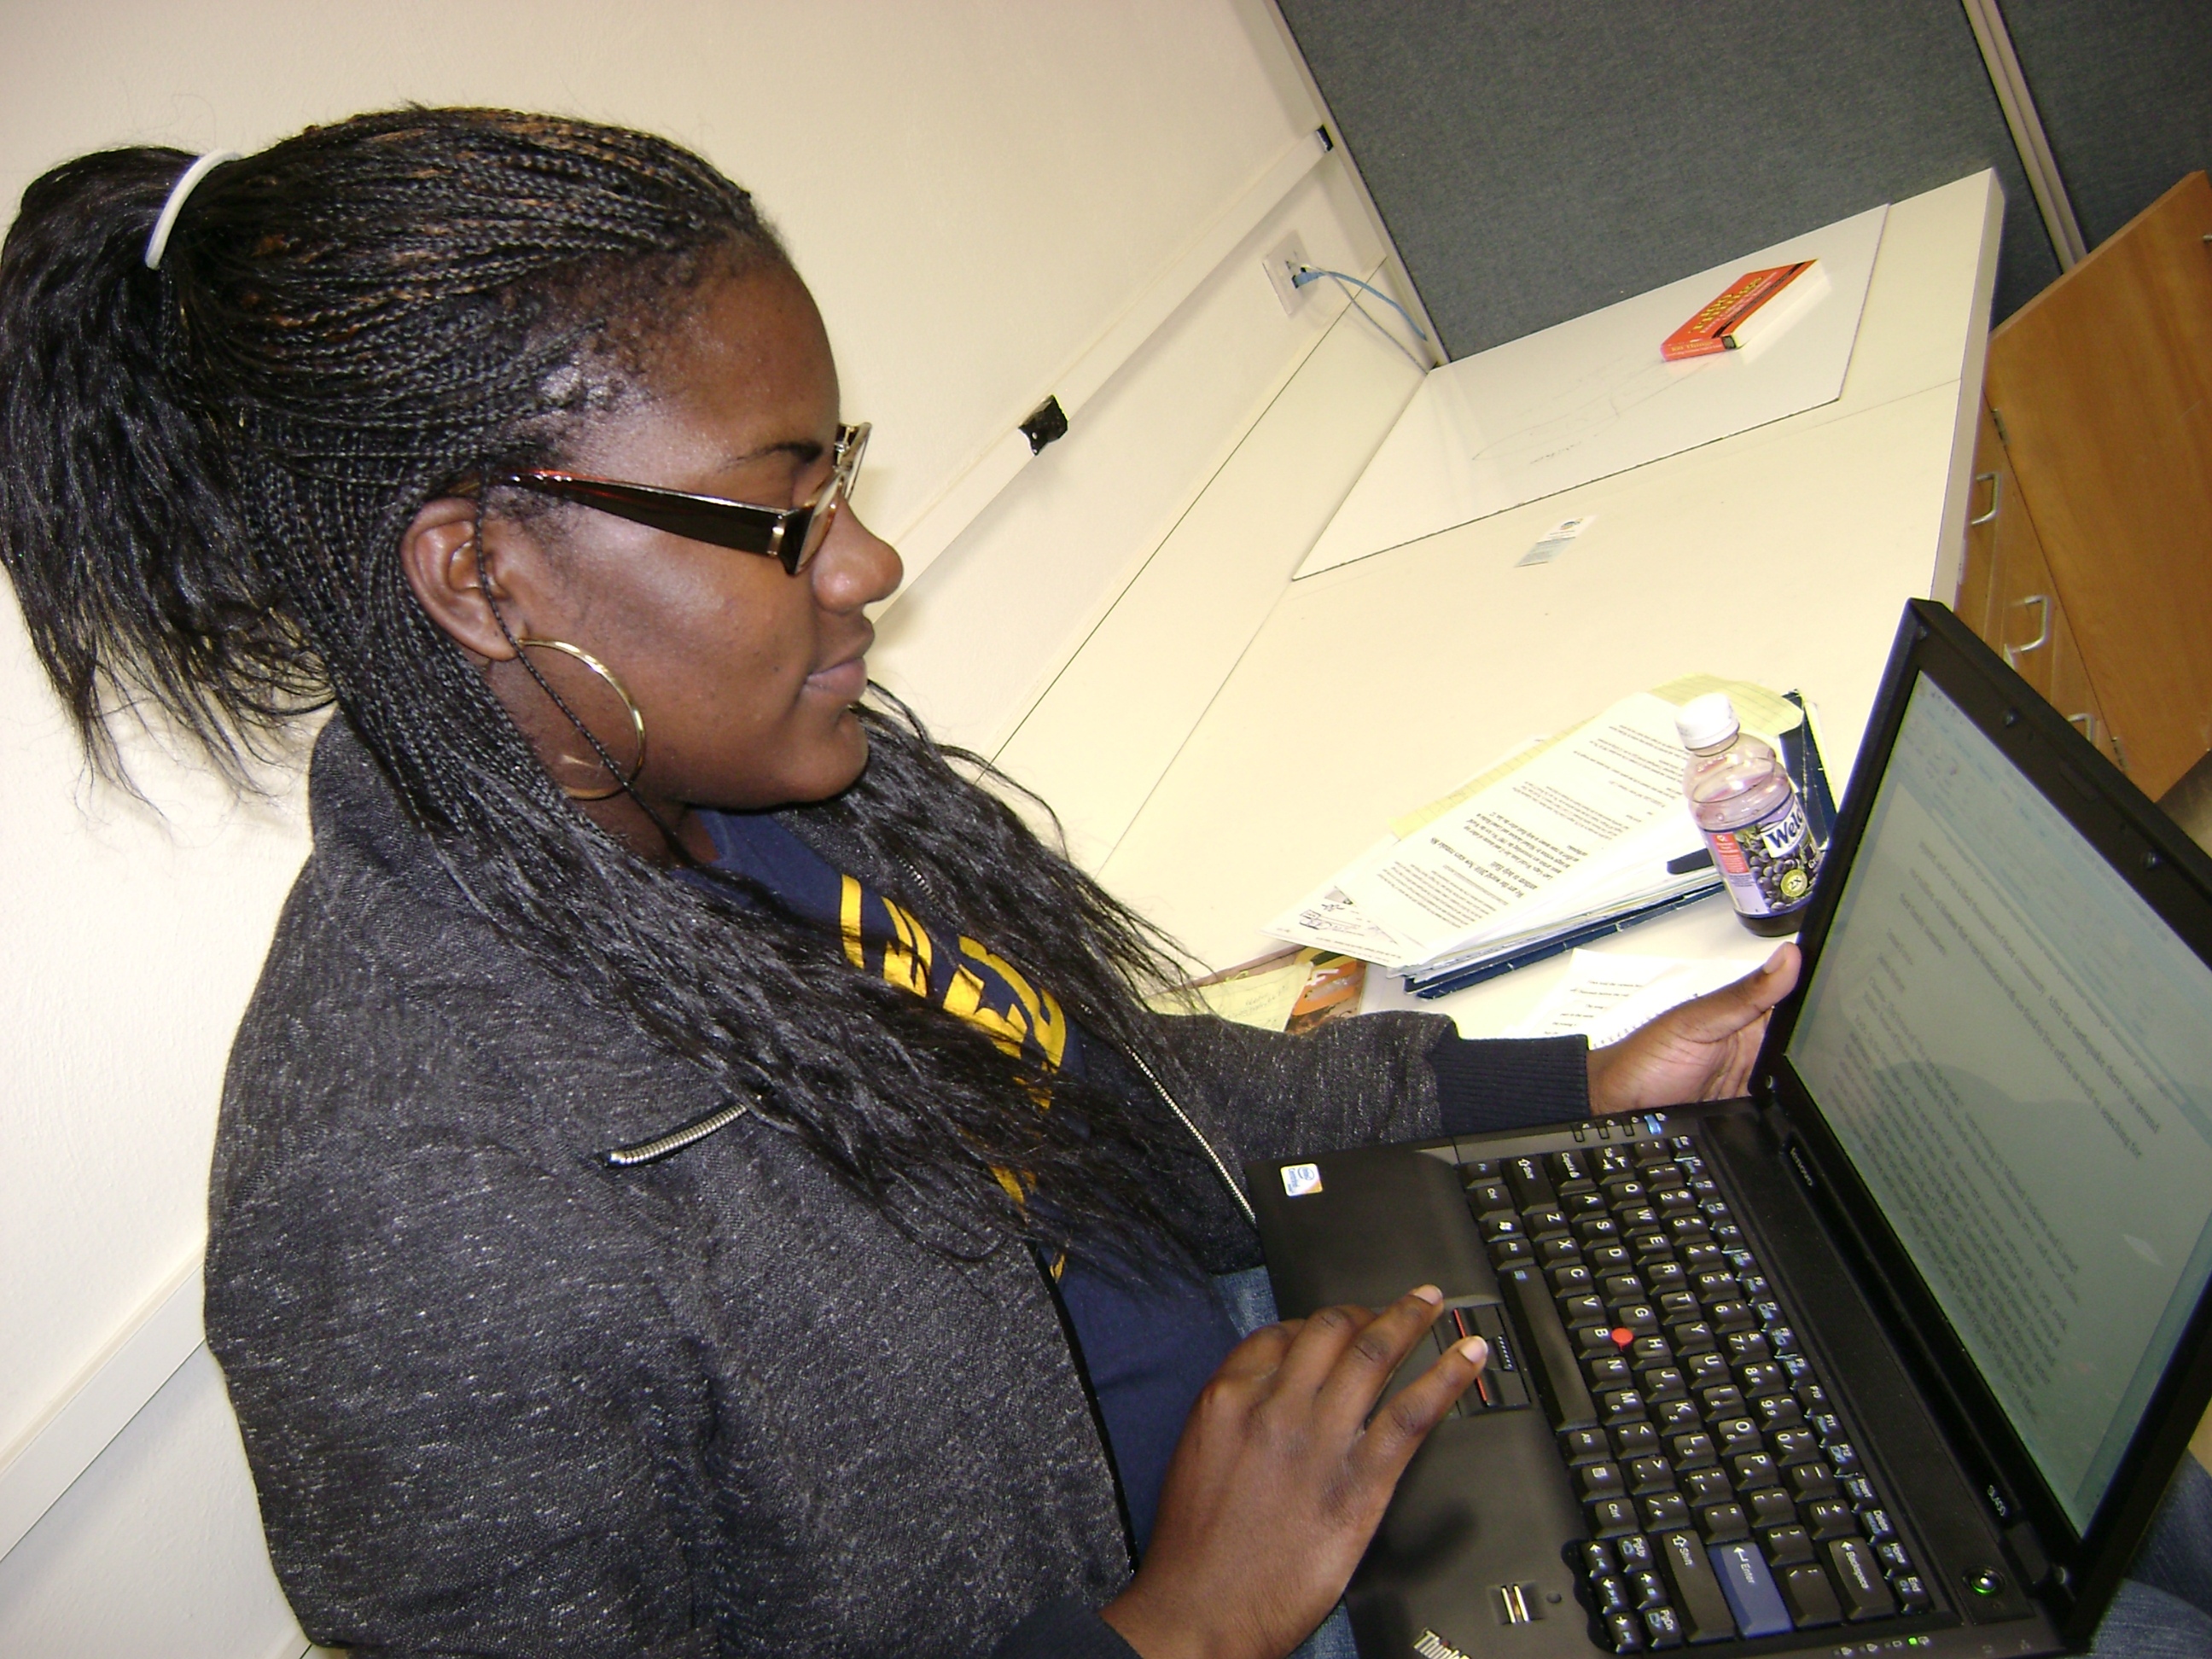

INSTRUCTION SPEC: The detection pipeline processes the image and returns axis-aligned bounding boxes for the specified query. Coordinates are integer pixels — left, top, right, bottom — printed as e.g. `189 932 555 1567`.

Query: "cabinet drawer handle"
1970 471 2001 526
2004 594 2051 665
2068 713 2096 742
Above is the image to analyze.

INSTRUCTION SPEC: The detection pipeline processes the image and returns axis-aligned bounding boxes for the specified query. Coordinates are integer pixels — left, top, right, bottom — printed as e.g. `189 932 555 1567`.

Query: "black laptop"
1250 599 2212 1657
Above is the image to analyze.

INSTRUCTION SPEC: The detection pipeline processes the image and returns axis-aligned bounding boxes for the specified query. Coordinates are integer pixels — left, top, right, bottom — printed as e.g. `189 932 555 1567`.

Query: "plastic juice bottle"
1675 691 1820 937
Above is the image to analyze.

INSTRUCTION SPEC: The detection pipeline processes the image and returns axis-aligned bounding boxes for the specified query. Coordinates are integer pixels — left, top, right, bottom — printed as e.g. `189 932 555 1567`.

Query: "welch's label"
1703 792 1819 917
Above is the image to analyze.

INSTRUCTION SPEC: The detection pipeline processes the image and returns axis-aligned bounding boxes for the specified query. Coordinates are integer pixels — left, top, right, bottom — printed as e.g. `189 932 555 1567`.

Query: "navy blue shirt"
692 809 1239 1550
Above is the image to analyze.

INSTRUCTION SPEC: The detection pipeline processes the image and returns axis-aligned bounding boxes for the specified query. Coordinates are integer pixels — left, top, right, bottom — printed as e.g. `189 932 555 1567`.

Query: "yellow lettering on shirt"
880 897 933 998
944 963 1031 1057
959 938 1068 1070
838 876 868 971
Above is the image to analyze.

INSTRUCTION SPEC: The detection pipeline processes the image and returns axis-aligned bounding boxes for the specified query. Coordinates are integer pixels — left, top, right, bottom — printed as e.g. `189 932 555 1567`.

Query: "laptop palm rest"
1253 1144 1588 1656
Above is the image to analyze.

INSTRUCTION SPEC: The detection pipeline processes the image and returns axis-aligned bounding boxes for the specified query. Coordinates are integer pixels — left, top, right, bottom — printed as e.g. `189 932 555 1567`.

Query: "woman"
0 111 1796 1658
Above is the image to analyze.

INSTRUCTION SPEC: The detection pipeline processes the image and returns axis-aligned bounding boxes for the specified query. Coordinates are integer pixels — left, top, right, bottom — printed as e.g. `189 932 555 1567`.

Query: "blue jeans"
2093 1455 2212 1656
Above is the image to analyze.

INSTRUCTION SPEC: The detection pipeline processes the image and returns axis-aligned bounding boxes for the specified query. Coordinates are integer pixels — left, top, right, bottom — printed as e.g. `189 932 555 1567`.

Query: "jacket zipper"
895 854 1256 1227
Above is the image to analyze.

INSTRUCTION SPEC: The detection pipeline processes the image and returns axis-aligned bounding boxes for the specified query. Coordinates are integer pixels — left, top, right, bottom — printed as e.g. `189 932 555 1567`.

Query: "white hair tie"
143 150 242 271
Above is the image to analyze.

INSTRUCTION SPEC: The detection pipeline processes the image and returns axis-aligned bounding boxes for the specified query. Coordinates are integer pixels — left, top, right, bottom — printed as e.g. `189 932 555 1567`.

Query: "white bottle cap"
1675 692 1740 751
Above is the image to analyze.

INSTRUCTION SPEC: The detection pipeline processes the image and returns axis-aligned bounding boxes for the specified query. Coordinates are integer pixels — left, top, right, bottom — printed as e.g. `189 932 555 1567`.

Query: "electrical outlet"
1262 230 1313 315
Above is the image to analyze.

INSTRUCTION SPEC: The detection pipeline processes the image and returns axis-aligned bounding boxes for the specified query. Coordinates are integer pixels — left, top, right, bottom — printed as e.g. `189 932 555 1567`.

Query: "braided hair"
0 108 1219 1264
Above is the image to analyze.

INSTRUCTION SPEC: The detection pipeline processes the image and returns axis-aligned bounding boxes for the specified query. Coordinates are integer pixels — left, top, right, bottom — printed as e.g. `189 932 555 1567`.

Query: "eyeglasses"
491 422 870 576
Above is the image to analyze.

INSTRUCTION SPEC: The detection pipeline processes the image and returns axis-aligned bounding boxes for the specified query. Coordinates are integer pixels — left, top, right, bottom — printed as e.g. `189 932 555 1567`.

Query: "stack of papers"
1504 951 1765 1047
1263 678 1825 996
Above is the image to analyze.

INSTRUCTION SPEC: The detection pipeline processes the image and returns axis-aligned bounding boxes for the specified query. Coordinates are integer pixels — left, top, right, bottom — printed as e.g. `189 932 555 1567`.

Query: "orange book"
1662 259 1825 360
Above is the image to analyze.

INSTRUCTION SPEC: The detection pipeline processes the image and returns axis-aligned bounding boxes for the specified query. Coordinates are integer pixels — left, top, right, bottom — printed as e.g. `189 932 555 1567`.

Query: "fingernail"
1412 1284 1443 1305
1456 1336 1488 1366
1763 946 1788 973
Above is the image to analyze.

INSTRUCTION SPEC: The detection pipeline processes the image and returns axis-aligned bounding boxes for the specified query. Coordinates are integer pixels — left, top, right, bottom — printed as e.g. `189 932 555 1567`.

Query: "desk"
1087 172 2004 1034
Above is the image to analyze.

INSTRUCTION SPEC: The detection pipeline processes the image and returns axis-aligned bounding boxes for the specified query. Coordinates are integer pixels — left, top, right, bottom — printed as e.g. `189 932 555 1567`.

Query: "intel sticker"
1282 1162 1324 1198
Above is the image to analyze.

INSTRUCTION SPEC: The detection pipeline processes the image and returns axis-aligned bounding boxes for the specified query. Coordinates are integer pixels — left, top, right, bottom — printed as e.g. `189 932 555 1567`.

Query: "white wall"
0 1 1410 1649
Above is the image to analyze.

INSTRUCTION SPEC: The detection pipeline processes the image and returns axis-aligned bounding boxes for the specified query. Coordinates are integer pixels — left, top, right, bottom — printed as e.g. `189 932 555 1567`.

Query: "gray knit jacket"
205 722 1586 1658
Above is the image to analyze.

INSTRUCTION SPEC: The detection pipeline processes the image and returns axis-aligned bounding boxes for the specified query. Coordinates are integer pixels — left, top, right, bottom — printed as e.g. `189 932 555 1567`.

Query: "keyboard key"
1615 1534 1656 1573
1631 1569 1668 1610
1563 1293 1607 1324
1524 1207 1571 1241
1605 1610 1648 1651
1587 1355 1633 1388
1552 1263 1595 1294
1564 1190 1610 1220
1728 1452 1780 1491
1491 1237 1534 1266
1698 1503 1750 1544
1723 1329 1771 1364
1564 1427 1612 1464
1602 1272 1645 1304
1668 1320 1716 1354
1641 1605 1685 1649
1893 1575 1933 1613
1630 1337 1674 1370
1768 1324 1801 1355
1697 1384 1745 1417
1779 1352 1812 1382
1579 1324 1622 1354
1601 1176 1647 1204
1654 1185 1697 1215
1747 1488 1797 1529
1666 1215 1712 1245
1669 1432 1718 1470
1654 1529 1735 1644
1589 1243 1635 1274
1579 1462 1626 1501
1646 1263 1690 1295
1693 1270 1738 1301
1682 1352 1730 1388
1875 1540 1912 1575
1841 1476 1877 1511
1709 1540 1794 1638
1701 1199 1734 1223
1825 1537 1896 1620
1652 1399 1700 1434
1462 1160 1500 1180
1628 1456 1676 1494
1616 1202 1662 1230
1642 1493 1691 1531
1761 1523 1815 1565
1786 1462 1838 1502
1601 1389 1649 1426
1681 1469 1733 1506
1712 1224 1747 1249
1590 1497 1640 1538
1769 1428 1821 1466
1547 1150 1597 1192
1482 1214 1525 1244
1466 1180 1513 1216
1738 1273 1771 1301
1755 1394 1805 1432
1778 1562 1842 1627
1804 1499 1857 1540
1577 1217 1624 1246
1538 1237 1582 1266
1826 1441 1862 1477
1616 1303 1661 1335
1582 1540 1617 1577
1860 1507 1897 1544
1613 1423 1661 1459
1738 1362 1789 1398
1596 1574 1633 1615
1712 1417 1762 1458
1642 1366 1688 1402
1503 1154 1556 1212
1679 1243 1726 1271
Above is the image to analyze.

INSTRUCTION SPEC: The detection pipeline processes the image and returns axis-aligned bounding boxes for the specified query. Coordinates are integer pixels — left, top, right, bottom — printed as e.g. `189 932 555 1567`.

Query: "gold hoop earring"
513 637 647 801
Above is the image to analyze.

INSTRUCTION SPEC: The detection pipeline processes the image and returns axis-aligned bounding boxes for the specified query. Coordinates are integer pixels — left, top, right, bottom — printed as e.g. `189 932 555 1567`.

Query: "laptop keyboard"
1465 1131 1935 1650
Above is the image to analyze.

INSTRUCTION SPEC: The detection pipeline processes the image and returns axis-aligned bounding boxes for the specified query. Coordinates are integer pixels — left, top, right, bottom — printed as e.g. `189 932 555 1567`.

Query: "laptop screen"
1785 672 2212 1533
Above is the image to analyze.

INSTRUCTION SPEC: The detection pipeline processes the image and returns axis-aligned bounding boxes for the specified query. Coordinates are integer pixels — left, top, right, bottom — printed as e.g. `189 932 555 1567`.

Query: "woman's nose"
810 502 902 611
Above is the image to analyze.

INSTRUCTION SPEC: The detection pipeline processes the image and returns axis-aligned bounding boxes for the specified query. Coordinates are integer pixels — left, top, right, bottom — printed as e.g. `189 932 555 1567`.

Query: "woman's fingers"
1273 1285 1440 1403
1310 1287 1453 1428
1211 1318 1301 1382
1356 1332 1488 1483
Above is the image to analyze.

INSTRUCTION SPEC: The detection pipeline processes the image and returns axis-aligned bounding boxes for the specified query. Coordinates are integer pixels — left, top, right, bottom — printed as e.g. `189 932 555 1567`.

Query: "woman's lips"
806 655 869 701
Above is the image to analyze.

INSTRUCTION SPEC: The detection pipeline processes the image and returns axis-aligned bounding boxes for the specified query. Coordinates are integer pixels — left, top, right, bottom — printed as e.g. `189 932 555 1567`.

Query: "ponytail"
1 147 311 777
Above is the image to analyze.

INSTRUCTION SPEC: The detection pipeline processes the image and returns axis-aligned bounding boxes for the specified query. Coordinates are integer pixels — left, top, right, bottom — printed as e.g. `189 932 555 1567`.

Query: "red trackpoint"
1611 1327 1635 1349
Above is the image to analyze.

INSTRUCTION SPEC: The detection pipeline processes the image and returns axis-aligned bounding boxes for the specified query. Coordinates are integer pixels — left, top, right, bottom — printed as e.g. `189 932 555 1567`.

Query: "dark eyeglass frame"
490 422 870 576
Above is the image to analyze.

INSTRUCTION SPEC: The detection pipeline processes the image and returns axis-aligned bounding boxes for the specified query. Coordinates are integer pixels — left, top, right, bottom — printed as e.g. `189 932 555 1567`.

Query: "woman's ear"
399 496 529 662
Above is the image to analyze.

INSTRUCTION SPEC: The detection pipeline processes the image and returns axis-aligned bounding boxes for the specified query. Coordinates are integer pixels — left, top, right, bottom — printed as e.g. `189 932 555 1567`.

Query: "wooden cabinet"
1959 172 2212 799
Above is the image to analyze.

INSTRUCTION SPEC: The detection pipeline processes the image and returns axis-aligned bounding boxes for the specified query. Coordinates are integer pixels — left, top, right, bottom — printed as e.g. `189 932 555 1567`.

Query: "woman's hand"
1586 944 1801 1115
1099 1286 1485 1659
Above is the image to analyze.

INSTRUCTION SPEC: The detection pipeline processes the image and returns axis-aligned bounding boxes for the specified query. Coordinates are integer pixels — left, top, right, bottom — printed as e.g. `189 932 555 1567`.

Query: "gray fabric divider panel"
1278 1 2058 359
2000 0 2212 253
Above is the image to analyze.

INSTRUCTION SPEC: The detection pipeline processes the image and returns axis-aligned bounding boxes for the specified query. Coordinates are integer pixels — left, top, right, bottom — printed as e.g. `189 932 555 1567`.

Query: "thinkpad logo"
1412 1630 1471 1659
